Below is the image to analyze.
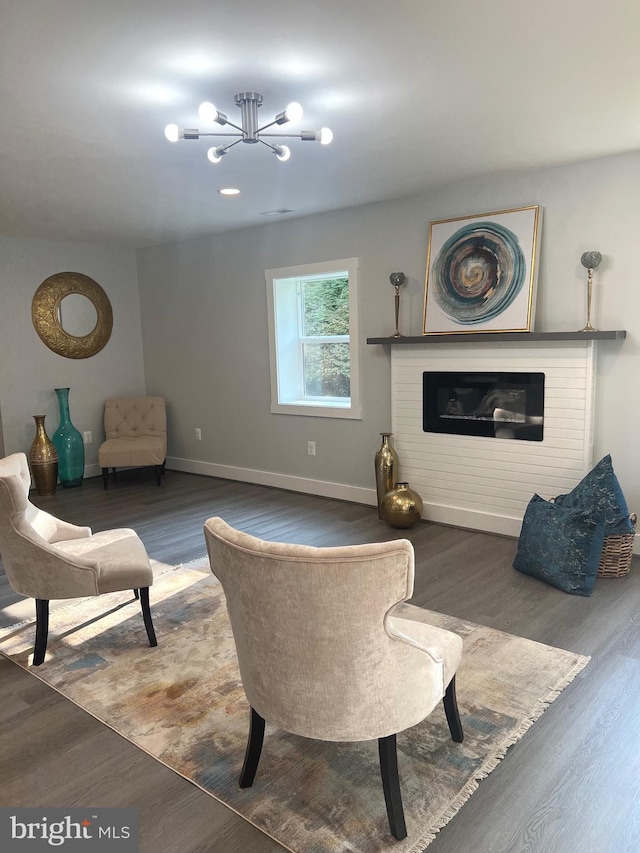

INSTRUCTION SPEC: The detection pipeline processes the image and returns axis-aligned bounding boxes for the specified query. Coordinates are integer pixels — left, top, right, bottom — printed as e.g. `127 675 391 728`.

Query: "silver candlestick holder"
389 272 406 337
580 251 602 332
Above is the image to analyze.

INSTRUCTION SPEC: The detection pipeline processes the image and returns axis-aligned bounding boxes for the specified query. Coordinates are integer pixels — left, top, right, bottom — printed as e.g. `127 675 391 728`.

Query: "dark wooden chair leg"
443 676 464 743
101 467 109 489
33 599 50 666
239 707 266 788
139 587 157 647
133 588 140 600
155 465 163 486
378 734 407 840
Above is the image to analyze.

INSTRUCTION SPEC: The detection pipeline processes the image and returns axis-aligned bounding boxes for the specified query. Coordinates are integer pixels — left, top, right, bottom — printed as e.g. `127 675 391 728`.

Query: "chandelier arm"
218 118 245 134
198 132 244 138
258 139 281 153
259 133 304 140
218 139 244 153
255 119 281 134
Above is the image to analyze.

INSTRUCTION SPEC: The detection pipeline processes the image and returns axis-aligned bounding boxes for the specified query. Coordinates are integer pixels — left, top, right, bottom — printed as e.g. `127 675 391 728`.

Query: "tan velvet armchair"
204 516 464 840
0 453 157 665
98 397 167 488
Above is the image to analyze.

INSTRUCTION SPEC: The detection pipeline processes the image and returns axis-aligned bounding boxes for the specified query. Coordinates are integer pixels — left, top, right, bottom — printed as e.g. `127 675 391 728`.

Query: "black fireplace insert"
423 371 545 441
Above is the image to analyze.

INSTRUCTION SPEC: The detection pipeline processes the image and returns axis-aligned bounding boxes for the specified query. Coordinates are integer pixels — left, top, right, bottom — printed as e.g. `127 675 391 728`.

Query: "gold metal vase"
374 432 399 519
28 415 58 496
380 482 424 529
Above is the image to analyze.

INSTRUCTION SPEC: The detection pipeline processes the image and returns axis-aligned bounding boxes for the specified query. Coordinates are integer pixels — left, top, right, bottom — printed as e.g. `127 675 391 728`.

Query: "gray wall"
0 235 146 472
136 149 640 514
136 207 399 493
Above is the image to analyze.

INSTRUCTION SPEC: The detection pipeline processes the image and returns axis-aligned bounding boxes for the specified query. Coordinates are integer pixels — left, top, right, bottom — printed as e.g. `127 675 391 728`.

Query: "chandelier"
164 91 333 163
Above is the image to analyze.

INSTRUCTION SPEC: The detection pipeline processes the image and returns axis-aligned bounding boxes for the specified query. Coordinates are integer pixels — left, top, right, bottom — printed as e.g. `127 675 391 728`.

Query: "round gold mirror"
32 272 113 359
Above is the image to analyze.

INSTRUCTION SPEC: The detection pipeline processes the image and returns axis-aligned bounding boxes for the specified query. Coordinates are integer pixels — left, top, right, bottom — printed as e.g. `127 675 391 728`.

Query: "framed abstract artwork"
422 205 542 334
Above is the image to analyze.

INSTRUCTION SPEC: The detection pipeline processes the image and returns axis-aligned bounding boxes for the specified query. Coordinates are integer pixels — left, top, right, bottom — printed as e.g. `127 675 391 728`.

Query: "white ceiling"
2 1 639 249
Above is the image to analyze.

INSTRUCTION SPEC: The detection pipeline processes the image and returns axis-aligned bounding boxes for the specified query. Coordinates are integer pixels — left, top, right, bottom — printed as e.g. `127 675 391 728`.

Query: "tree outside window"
301 277 350 398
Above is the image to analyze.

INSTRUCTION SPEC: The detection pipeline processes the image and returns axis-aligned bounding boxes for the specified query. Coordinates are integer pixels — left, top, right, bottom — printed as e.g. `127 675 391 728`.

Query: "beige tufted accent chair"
204 516 464 841
0 453 157 665
98 397 167 488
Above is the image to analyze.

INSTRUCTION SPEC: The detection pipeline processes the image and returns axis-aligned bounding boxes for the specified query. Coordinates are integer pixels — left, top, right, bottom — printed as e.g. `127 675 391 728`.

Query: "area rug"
0 562 590 853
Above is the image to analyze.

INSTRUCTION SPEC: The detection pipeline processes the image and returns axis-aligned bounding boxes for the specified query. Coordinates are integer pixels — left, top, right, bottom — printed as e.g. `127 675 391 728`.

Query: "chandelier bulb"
284 102 303 123
199 102 218 123
207 146 226 164
164 123 180 143
319 127 333 145
275 144 291 162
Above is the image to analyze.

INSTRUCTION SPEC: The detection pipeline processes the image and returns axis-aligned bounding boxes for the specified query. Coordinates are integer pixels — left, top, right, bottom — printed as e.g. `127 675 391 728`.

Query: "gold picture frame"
422 205 542 334
32 272 113 359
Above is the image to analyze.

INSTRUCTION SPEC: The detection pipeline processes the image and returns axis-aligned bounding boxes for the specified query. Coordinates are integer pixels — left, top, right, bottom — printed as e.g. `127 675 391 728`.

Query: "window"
266 258 361 418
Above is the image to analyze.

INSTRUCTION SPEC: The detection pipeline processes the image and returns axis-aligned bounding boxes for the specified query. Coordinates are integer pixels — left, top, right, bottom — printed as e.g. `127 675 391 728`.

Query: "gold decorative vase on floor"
374 432 399 519
28 415 58 496
380 482 423 529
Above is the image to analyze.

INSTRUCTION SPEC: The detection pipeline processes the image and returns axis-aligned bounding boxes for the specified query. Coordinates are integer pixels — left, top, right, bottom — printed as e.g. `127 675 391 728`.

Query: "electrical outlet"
83 431 93 444
307 441 316 456
195 428 202 440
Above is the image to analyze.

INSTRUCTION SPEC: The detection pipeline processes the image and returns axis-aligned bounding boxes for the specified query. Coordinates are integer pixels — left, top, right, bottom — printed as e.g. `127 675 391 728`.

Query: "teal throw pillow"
554 455 633 536
513 494 605 596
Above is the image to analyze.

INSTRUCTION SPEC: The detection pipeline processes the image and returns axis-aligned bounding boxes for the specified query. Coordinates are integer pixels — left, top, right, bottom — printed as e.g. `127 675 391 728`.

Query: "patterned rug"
0 562 590 853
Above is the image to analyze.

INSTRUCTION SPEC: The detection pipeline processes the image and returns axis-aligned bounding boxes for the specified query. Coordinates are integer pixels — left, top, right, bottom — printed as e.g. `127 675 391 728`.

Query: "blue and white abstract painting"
423 206 541 334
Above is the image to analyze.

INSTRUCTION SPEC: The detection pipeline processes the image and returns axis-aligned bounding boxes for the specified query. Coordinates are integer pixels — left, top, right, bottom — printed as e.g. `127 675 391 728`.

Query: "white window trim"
266 258 361 419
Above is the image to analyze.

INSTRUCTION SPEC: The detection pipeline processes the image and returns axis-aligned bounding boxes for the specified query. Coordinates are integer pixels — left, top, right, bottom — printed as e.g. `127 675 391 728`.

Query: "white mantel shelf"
367 330 626 345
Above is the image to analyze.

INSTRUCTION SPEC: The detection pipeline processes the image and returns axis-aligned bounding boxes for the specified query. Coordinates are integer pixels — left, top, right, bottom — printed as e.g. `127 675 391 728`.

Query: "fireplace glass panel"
423 371 544 441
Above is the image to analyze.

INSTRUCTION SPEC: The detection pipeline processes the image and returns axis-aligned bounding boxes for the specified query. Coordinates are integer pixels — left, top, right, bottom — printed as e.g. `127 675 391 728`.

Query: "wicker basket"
598 513 637 578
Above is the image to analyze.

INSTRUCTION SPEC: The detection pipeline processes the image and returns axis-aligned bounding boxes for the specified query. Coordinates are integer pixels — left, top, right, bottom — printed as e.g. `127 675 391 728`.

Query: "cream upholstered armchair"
204 517 464 841
0 453 157 665
98 397 167 488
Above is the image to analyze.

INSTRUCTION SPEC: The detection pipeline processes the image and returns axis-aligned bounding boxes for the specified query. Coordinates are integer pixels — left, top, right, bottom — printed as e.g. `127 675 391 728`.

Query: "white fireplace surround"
391 341 597 538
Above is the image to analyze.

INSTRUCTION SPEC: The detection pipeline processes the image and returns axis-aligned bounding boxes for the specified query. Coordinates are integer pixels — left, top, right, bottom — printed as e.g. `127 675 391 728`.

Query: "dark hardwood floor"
1 469 639 852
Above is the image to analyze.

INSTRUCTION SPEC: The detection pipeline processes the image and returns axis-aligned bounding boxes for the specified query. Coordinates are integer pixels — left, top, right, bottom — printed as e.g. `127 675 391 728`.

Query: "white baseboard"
424 501 640 555
422 502 521 538
166 456 378 506
165 458 640 556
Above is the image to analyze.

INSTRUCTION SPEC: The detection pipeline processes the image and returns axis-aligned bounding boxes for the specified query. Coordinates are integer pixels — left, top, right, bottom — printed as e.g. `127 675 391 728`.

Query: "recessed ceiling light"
259 208 295 216
218 187 240 196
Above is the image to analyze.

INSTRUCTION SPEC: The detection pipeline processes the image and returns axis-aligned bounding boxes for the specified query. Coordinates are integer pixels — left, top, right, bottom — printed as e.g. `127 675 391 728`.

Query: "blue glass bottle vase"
52 387 85 488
